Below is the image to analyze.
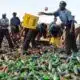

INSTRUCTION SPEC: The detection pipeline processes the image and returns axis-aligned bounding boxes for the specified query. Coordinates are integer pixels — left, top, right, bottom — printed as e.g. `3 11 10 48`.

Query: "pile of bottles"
0 49 80 80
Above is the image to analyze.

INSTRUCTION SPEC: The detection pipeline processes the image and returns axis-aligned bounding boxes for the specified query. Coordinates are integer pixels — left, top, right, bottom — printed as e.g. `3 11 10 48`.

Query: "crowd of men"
39 1 79 55
0 12 48 54
0 1 79 55
0 12 20 51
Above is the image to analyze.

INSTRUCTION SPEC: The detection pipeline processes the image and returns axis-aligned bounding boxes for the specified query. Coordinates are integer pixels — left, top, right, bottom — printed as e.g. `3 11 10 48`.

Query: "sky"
0 0 80 24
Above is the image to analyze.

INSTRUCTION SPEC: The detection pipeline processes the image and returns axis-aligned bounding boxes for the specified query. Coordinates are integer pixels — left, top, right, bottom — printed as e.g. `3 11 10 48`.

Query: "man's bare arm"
39 12 55 16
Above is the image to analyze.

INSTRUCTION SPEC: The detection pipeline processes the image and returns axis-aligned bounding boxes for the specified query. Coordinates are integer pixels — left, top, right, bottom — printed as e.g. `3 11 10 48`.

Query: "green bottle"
53 72 60 80
48 60 52 71
73 65 79 75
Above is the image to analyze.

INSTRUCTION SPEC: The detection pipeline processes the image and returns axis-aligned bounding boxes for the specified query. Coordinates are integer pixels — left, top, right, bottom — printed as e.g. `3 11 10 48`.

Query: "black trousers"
23 29 38 51
11 26 20 45
0 29 14 48
65 26 78 54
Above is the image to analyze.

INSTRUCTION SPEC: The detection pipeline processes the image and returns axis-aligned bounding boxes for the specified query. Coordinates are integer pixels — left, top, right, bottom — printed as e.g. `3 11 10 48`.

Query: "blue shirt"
10 17 20 26
54 9 73 25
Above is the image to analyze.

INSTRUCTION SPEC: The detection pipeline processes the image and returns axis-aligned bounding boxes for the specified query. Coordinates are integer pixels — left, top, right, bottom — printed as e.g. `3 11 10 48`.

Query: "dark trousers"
0 29 14 48
24 28 29 41
23 29 38 51
11 26 20 45
65 26 78 54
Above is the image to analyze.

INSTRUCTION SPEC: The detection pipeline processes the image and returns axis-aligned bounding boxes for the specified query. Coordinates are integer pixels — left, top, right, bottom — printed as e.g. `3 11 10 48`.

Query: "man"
49 17 57 36
39 1 78 55
0 14 14 50
49 17 63 47
37 23 47 40
22 23 47 54
49 17 63 37
10 12 20 47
